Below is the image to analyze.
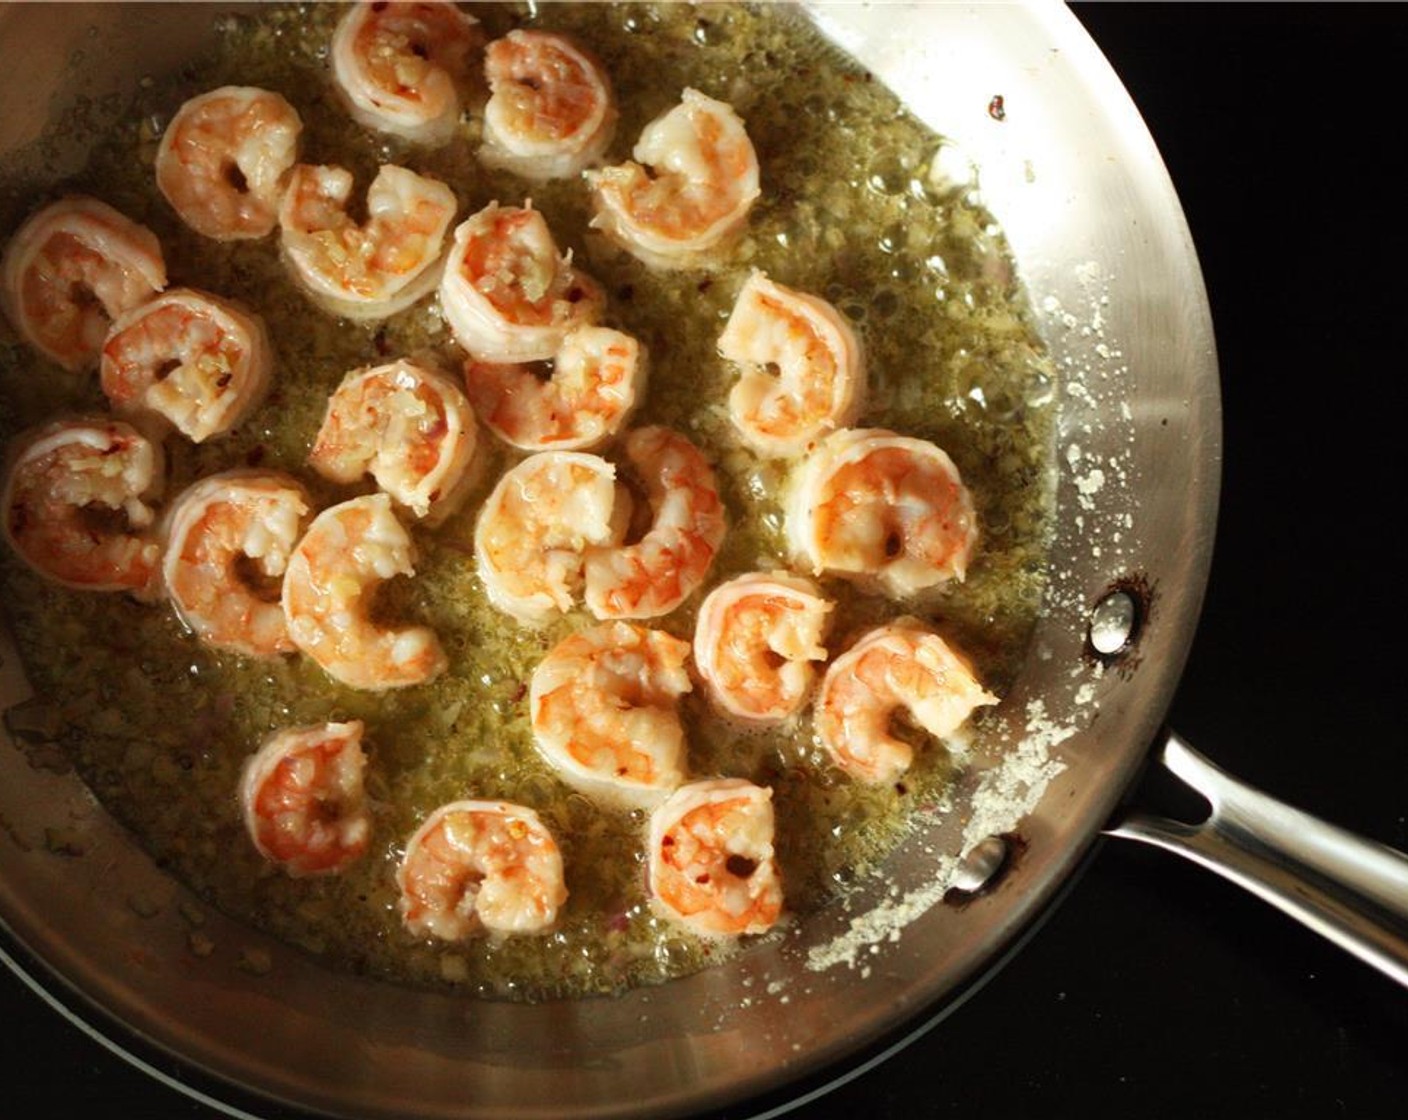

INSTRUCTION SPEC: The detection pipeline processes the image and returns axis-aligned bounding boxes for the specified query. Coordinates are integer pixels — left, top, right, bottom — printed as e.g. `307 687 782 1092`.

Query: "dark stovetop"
3 5 1405 1119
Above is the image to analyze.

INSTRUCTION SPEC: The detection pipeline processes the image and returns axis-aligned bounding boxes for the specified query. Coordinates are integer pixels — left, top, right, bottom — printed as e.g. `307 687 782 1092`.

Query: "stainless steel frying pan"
1 4 1404 1118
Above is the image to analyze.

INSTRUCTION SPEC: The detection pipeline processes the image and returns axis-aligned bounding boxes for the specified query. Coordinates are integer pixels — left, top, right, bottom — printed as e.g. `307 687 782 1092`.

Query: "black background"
3 5 1406 1118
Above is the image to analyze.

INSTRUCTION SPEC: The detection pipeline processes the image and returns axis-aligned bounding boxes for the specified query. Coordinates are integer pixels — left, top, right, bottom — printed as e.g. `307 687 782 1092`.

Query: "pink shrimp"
239 721 372 877
787 428 978 598
0 196 166 371
464 325 645 452
529 621 691 808
100 288 272 443
331 1 483 146
397 800 567 940
155 86 302 240
439 201 604 363
2 417 163 596
161 470 311 658
583 425 726 620
647 778 783 938
587 88 760 270
814 621 998 784
480 29 617 181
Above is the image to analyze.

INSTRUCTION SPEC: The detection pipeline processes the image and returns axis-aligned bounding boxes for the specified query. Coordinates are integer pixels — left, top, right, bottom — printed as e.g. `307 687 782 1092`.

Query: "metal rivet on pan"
1088 588 1138 658
951 834 1010 894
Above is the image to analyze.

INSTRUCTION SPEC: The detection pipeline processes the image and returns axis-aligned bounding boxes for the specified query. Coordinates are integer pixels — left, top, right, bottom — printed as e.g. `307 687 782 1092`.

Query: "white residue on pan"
805 696 1080 974
805 259 1132 975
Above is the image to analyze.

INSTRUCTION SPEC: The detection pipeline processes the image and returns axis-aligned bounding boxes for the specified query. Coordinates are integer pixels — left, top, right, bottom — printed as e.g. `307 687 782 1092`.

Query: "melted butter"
0 2 1056 999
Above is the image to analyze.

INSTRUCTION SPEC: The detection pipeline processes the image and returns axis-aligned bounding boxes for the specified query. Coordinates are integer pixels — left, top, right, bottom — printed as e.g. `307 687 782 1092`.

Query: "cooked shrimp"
0 197 166 371
787 428 978 598
279 162 456 320
584 425 725 620
397 799 567 940
439 201 603 363
282 493 447 690
647 778 782 938
331 1 482 146
587 88 760 270
814 621 998 785
162 471 311 658
718 271 865 457
530 621 690 808
155 86 302 241
480 30 617 181
474 450 624 625
693 572 832 724
239 721 371 877
309 359 477 524
464 325 644 452
2 418 163 595
100 288 272 443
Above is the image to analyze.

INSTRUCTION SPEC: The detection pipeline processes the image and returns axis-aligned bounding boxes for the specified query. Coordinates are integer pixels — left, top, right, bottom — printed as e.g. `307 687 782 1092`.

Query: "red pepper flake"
988 94 1006 122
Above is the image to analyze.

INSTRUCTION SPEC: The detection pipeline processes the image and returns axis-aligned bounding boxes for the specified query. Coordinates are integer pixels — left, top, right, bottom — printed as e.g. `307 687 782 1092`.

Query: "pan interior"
0 3 1217 1118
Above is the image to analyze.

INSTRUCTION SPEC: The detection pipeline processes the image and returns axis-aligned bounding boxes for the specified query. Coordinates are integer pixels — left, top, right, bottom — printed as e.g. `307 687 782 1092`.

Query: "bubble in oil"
564 792 595 832
923 141 977 201
692 18 720 46
872 289 900 320
888 258 918 283
867 155 908 196
516 772 557 809
877 222 906 254
1025 369 1055 407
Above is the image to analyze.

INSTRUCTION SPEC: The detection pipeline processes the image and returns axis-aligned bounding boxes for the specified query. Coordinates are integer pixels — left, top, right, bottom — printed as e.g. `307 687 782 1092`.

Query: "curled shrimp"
331 1 482 146
693 572 832 724
2 417 163 595
100 288 272 443
239 721 372 877
279 162 456 320
718 271 865 457
647 778 782 938
0 196 166 371
529 621 691 808
474 450 625 625
787 428 978 598
587 88 760 270
282 492 447 690
309 359 478 524
397 799 567 940
464 325 645 452
439 201 604 363
155 86 303 241
480 29 617 181
162 470 312 658
814 621 998 784
584 425 726 621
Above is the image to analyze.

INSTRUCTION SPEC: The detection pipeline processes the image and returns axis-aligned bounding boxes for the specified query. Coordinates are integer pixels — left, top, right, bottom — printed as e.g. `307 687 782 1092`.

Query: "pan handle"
1104 730 1408 988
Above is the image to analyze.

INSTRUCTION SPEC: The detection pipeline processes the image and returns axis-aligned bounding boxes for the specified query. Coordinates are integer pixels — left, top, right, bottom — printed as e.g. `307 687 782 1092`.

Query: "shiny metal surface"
0 3 1221 1117
1110 732 1408 988
1088 589 1138 657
